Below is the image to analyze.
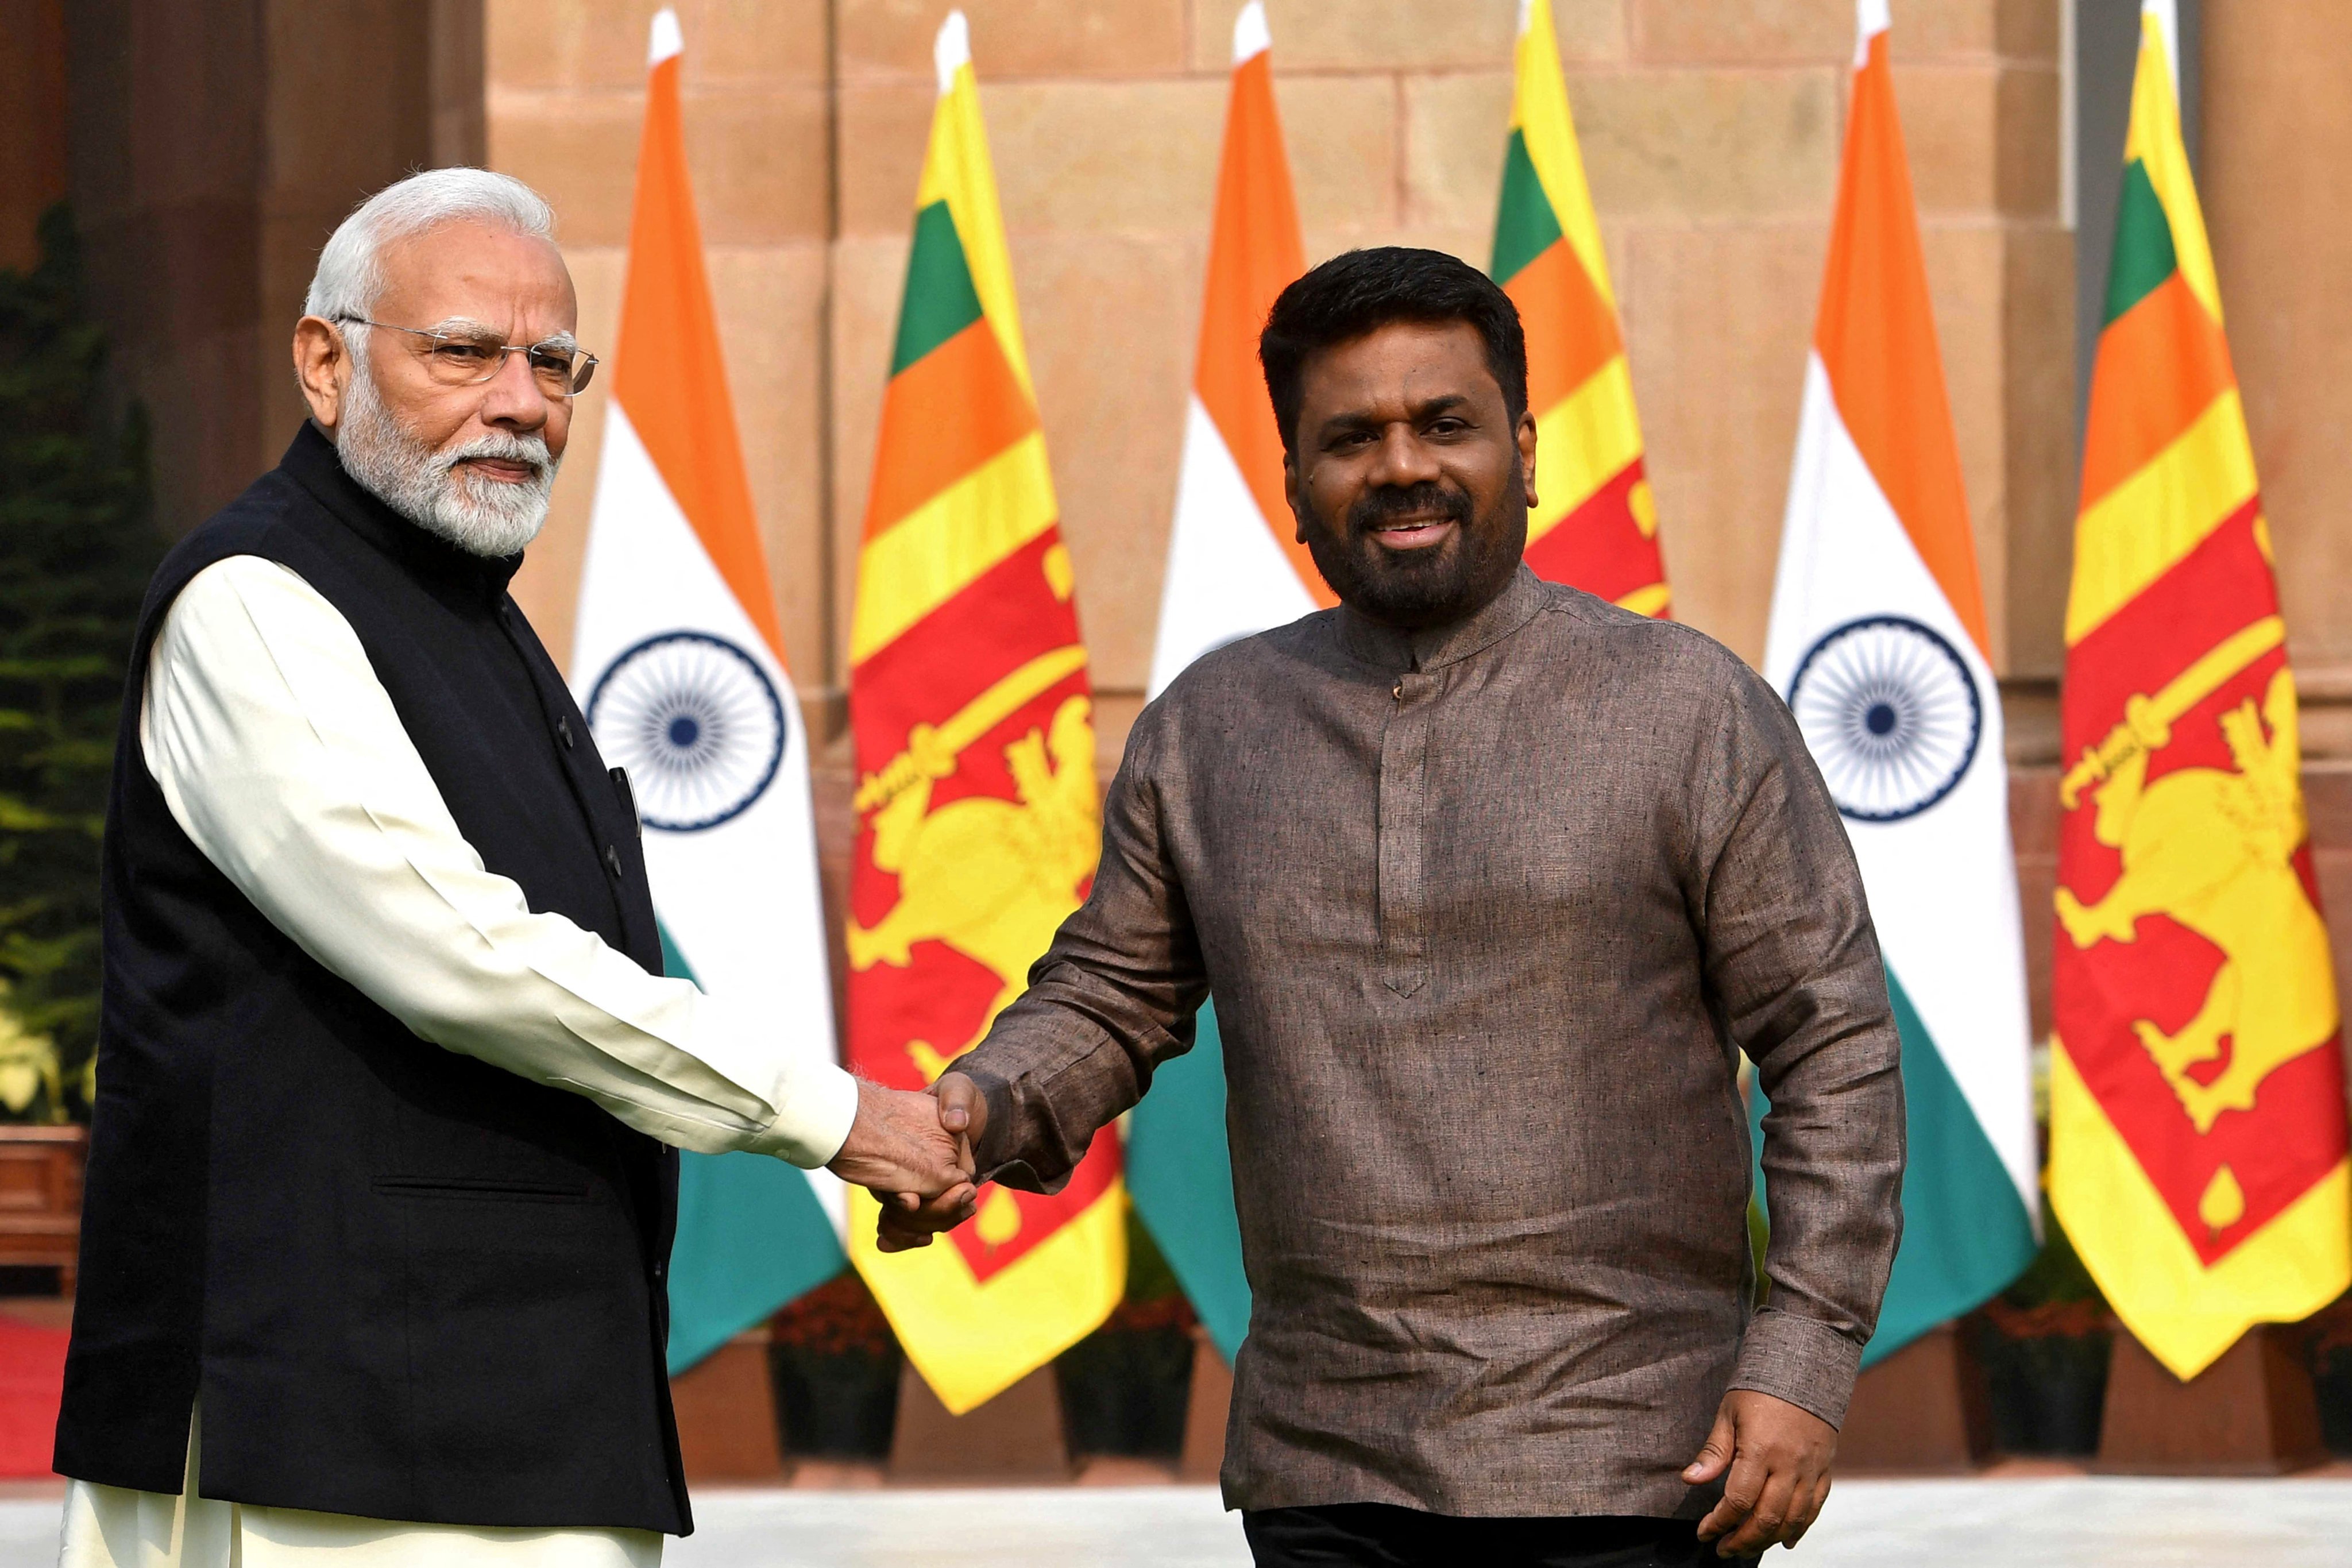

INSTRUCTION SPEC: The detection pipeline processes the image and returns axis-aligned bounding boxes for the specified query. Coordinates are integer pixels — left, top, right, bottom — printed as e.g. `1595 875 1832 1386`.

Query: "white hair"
304 167 555 325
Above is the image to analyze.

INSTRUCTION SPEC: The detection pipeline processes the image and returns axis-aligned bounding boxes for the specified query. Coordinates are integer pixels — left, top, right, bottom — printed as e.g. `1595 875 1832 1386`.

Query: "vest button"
603 844 622 879
557 716 574 748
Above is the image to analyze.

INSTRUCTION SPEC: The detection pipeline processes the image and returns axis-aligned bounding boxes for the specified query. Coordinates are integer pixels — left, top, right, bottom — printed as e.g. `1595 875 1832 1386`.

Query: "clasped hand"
820 1073 990 1253
824 1076 983 1237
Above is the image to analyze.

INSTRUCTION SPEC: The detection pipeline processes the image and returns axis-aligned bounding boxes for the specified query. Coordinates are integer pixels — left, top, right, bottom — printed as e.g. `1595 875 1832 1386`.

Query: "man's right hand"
827 1078 978 1229
874 1072 990 1253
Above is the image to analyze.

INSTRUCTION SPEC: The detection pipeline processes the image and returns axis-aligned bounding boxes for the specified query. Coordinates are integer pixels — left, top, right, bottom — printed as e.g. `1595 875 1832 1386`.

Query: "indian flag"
569 8 845 1373
2050 1 2349 1380
844 11 1125 1415
1761 0 2038 1364
1492 0 1666 613
1127 0 1304 1365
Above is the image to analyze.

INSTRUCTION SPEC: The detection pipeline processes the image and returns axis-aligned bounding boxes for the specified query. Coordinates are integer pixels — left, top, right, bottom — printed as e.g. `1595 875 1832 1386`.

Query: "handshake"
823 1072 992 1252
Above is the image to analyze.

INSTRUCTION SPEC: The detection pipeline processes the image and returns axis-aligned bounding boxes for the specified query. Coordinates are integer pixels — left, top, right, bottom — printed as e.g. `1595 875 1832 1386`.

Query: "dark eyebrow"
1318 392 1476 437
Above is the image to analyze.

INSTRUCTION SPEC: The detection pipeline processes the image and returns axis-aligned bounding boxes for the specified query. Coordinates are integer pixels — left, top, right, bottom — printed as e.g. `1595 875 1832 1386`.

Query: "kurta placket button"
1378 668 1433 997
557 716 574 750
603 844 623 879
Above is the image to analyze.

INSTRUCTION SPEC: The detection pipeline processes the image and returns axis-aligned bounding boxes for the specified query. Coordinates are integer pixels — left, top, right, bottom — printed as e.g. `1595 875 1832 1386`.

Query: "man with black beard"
895 249 1906 1566
55 169 971 1566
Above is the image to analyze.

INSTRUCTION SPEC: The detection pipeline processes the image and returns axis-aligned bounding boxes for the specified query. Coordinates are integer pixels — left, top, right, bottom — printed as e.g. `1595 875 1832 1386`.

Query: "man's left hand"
1683 1388 1836 1557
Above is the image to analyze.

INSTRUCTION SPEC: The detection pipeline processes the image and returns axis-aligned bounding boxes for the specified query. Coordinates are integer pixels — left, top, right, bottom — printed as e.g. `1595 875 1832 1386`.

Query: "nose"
477 346 550 431
1367 422 1441 491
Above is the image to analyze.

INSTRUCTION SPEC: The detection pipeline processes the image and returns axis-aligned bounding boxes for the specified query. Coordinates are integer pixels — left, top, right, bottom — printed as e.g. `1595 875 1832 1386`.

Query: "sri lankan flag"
1489 0 1666 614
2050 2 2351 1380
843 10 1124 1415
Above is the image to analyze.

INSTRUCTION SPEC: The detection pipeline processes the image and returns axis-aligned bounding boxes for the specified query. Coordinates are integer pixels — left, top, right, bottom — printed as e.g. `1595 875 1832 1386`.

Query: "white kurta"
61 555 863 1565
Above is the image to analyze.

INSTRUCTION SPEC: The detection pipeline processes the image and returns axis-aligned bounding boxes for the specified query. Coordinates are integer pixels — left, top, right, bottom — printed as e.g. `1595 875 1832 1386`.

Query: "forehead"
369 221 576 332
1298 318 1496 416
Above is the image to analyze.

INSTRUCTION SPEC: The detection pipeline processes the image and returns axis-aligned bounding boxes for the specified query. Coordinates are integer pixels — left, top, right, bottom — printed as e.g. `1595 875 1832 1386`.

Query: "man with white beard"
51 168 972 1566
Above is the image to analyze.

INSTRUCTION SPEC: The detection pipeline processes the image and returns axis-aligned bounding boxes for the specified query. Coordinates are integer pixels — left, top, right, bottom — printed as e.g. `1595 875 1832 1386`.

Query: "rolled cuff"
744 1061 861 1169
1727 1307 1866 1430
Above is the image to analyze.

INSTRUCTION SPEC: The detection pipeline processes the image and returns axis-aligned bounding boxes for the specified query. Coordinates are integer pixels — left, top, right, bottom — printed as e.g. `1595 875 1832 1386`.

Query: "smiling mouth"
1365 516 1457 549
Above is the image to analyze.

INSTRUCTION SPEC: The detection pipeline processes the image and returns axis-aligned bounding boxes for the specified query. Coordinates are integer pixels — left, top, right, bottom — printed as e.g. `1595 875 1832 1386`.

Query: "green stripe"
1748 967 2037 1368
1489 128 1566 286
890 200 987 377
1127 1001 1251 1362
658 921 848 1373
2103 159 2179 326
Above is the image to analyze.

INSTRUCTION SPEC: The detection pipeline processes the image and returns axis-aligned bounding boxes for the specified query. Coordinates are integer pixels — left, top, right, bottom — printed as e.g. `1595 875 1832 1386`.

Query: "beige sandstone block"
1891 64 2002 214
1573 69 1840 221
1885 0 1998 61
837 0 1185 81
1630 0 1847 64
1996 0 2060 61
835 81 937 238
490 86 829 248
1279 74 1403 234
1015 233 1202 693
1192 0 1508 73
1995 64 2059 218
982 78 1227 235
491 91 642 245
2206 0 2352 671
2000 223 2074 681
489 0 828 93
1402 72 1512 232
1622 222 1827 667
678 87 832 248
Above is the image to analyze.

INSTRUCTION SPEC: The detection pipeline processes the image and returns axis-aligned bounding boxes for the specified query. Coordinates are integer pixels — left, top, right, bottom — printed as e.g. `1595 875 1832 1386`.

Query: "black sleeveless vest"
55 425 691 1534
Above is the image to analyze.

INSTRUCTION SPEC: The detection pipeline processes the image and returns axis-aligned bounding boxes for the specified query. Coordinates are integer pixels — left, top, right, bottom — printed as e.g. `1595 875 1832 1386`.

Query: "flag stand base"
1180 1326 1232 1482
1834 1323 1992 1472
668 1330 786 1480
2095 1324 2326 1473
888 1364 1071 1481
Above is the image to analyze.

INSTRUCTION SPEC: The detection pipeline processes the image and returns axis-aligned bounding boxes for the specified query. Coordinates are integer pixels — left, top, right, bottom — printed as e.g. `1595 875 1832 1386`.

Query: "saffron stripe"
2064 388 2260 646
861 317 1038 540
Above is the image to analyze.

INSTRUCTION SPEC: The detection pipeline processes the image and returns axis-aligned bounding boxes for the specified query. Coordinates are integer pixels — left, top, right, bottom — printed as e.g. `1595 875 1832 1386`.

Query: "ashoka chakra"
1786 615 1982 824
585 631 786 832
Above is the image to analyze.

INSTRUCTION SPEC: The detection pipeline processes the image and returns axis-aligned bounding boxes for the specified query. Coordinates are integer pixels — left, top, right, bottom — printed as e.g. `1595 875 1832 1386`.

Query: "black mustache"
1347 482 1472 533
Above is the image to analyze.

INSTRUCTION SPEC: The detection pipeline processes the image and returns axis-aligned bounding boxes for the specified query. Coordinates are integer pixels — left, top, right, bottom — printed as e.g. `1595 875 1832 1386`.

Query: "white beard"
334 362 560 558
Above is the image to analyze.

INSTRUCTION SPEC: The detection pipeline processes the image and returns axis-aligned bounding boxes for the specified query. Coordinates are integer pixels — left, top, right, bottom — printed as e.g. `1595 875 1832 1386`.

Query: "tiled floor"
3 1477 2349 1565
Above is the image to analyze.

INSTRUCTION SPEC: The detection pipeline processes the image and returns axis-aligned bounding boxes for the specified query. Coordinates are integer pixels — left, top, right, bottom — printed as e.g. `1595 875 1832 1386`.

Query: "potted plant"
1968 1212 2112 1456
767 1271 902 1460
2300 1293 2352 1455
1054 1212 1198 1460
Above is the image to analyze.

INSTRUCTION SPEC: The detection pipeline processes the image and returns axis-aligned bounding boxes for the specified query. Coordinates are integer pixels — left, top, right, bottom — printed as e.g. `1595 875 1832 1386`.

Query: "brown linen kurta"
958 565 1905 1517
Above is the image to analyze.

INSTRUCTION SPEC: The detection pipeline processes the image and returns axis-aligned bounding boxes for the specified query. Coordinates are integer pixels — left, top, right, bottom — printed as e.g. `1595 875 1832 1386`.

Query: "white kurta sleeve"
138 554 860 1168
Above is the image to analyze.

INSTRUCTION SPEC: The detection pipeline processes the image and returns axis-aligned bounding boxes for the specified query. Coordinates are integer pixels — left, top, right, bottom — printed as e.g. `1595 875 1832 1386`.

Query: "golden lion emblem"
2056 665 2338 1134
848 653 1099 1083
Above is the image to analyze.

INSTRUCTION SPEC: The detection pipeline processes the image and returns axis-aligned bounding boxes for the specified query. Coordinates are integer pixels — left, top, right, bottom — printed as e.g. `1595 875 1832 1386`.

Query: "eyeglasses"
337 318 599 398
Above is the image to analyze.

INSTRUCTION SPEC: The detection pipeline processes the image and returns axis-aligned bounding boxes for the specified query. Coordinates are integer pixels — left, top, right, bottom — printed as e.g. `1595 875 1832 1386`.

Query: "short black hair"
1258 247 1528 458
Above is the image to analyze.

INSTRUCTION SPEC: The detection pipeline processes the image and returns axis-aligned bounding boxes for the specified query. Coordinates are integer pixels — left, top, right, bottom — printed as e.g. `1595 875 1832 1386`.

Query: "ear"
1285 454 1311 544
1516 407 1539 512
293 316 352 431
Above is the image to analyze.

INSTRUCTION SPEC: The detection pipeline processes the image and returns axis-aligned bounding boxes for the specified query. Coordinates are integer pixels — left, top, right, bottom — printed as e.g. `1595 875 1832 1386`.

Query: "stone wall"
490 0 2072 756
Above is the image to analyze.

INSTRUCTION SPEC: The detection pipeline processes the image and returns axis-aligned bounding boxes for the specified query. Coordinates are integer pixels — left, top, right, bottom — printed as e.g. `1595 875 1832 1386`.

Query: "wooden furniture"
2096 1325 2326 1474
667 1328 786 1481
1834 1323 1993 1472
0 1125 85 1292
888 1364 1070 1481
